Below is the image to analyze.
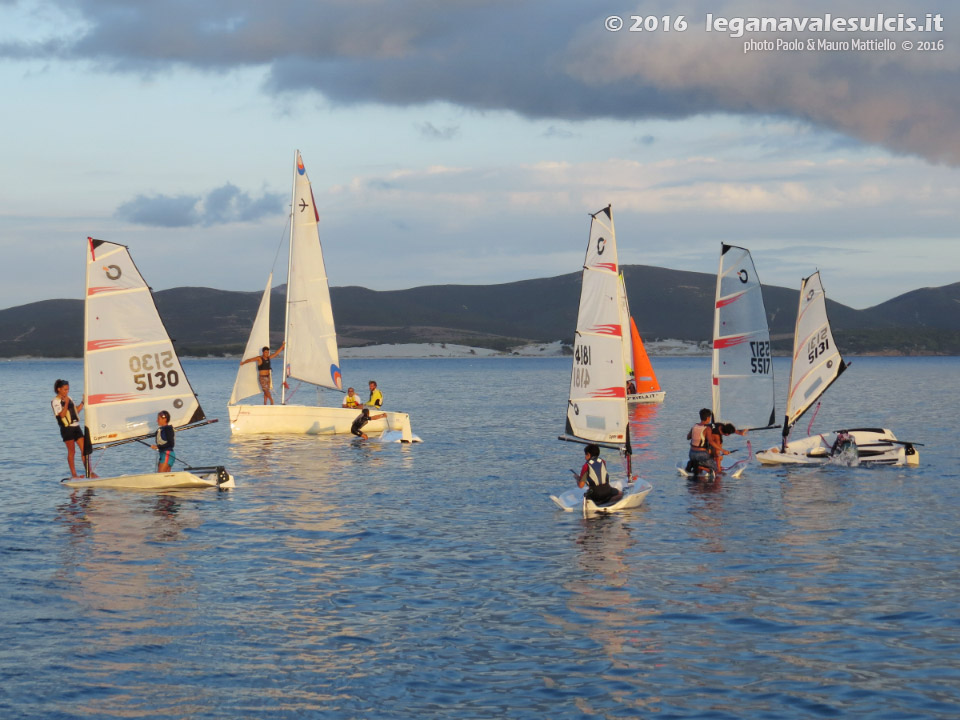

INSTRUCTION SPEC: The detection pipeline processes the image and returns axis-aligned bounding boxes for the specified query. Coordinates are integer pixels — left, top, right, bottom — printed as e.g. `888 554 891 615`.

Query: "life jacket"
259 355 272 372
584 457 610 488
690 422 709 449
344 394 361 408
53 398 79 428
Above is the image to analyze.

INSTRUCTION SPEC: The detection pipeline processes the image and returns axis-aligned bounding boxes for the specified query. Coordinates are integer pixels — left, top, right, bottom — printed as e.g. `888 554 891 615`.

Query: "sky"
1 0 957 311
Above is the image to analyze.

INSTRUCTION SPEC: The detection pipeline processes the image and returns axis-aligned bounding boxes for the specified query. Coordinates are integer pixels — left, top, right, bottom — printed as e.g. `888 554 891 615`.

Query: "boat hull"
62 467 235 490
756 428 919 466
550 478 653 516
228 404 420 441
627 390 665 405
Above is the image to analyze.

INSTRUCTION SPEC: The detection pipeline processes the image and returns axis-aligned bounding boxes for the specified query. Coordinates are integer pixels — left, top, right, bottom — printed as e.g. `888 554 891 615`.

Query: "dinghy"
227 151 419 442
618 274 665 404
756 272 919 466
62 238 234 490
550 206 653 516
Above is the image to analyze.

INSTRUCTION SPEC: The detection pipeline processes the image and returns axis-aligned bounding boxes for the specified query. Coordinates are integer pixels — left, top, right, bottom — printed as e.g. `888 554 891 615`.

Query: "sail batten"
711 244 775 429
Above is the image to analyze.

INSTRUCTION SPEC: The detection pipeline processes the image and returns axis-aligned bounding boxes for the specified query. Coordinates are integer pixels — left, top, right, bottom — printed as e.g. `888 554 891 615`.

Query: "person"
626 378 637 395
151 410 176 472
366 380 383 409
577 444 622 505
351 408 387 440
711 422 747 472
686 408 720 474
52 379 88 478
342 387 363 409
240 342 285 405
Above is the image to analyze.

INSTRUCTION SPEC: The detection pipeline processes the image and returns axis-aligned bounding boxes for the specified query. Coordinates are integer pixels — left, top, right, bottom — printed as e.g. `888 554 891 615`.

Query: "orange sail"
630 317 661 394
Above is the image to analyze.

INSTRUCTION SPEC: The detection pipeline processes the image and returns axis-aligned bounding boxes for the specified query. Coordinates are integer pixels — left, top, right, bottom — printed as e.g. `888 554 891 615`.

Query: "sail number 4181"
573 344 592 388
750 340 771 374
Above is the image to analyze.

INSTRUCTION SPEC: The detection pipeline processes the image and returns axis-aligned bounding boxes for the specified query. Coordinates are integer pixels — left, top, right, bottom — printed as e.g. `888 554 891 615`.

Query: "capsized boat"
756 271 919 466
62 238 234 490
617 273 665 404
227 151 419 442
550 205 653 516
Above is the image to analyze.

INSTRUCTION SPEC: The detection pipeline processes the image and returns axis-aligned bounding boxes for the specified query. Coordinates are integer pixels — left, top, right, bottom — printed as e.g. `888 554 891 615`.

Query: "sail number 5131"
750 341 771 374
129 352 180 392
807 329 830 363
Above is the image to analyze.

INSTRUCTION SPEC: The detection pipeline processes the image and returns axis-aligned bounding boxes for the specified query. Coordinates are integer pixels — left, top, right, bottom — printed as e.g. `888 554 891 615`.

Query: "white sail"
564 206 629 445
229 273 272 405
711 244 776 430
784 271 847 431
283 150 342 391
617 272 634 386
84 238 204 444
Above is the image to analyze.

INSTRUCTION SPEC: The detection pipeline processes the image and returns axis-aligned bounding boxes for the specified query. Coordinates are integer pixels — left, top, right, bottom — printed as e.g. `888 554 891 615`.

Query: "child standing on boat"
52 379 88 478
152 410 175 472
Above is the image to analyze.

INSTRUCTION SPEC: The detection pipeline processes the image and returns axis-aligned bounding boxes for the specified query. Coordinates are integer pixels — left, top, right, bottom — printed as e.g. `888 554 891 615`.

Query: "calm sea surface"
2 356 959 719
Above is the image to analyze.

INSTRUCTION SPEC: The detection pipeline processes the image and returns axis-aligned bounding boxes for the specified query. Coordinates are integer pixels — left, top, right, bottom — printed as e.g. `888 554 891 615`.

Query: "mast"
280 149 297 405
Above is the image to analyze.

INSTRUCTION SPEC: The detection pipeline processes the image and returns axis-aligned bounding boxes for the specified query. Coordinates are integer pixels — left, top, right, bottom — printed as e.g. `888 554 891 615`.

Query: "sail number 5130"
129 352 180 392
750 341 771 374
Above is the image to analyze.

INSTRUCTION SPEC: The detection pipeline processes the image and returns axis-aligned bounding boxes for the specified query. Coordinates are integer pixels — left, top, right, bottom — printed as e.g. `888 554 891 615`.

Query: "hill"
1 268 957 357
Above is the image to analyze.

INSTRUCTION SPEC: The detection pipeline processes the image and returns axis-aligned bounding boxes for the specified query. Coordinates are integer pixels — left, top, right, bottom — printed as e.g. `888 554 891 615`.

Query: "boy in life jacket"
577 444 622 505
687 408 720 474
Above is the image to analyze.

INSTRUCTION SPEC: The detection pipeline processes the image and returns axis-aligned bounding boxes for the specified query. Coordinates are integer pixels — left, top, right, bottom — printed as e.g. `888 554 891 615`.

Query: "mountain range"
2 266 958 357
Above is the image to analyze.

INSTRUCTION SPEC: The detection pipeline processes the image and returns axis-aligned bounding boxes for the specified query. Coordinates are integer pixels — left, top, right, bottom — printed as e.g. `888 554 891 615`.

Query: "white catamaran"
756 271 920 466
550 206 653 516
617 274 665 404
227 151 418 441
62 238 234 490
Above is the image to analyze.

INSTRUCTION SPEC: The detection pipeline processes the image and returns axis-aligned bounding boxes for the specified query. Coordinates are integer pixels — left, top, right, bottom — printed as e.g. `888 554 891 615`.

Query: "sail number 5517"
750 341 771 374
129 352 180 392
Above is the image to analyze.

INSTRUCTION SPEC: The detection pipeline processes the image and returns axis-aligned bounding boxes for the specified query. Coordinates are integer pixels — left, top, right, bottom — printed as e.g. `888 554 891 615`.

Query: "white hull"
62 468 235 490
627 390 665 405
228 403 420 441
676 459 747 480
756 428 919 467
550 478 653 517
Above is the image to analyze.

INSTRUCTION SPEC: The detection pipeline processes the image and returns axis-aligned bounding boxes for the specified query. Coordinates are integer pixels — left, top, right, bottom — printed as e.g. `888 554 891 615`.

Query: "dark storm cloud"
115 183 283 227
5 0 958 164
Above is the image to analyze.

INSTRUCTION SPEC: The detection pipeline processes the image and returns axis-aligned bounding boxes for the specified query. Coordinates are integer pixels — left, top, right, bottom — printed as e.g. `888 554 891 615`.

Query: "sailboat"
678 244 776 480
550 205 653 516
227 151 418 441
756 271 919 466
617 274 665 404
62 238 234 490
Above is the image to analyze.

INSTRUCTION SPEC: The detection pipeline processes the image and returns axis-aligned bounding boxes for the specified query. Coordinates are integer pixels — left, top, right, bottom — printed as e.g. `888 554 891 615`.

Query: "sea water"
1 356 958 719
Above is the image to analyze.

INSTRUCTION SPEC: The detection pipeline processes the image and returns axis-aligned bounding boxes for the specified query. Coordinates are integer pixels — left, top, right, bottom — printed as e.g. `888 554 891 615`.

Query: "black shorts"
60 425 83 443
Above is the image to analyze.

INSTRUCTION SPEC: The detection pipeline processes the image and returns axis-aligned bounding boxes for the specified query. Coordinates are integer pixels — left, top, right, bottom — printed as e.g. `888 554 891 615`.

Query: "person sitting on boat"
711 422 747 472
52 379 89 478
366 380 383 409
686 408 720 474
351 408 387 440
151 410 175 472
342 387 363 409
626 378 637 395
240 342 285 405
577 444 622 505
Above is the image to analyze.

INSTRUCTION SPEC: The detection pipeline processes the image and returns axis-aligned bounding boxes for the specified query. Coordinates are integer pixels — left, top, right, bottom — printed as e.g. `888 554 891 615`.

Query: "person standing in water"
240 342 285 405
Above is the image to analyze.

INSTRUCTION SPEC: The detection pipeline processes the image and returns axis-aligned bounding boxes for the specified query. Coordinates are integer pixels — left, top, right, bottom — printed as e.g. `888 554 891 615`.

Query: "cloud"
2 1 956 165
417 121 459 140
115 183 283 227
